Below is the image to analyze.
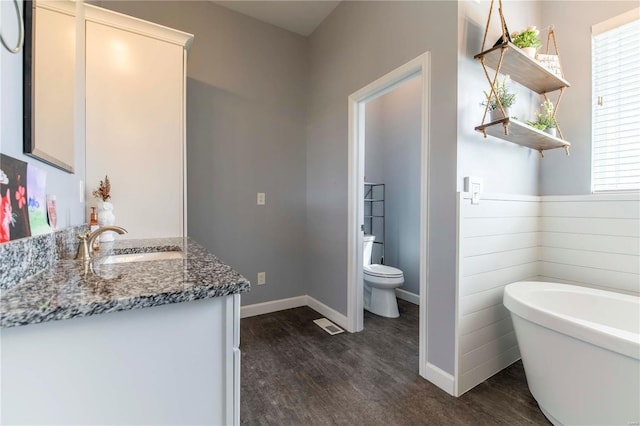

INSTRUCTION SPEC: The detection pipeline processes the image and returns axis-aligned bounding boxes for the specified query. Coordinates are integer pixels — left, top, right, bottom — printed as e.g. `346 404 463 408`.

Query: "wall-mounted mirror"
23 0 76 173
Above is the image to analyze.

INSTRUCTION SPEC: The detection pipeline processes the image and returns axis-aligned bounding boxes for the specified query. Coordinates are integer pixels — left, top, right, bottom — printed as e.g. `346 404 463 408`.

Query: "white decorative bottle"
97 201 116 242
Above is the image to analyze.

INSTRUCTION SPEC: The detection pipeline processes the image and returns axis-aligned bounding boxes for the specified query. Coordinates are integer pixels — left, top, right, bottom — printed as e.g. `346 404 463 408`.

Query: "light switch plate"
464 176 482 205
257 192 265 205
79 180 85 203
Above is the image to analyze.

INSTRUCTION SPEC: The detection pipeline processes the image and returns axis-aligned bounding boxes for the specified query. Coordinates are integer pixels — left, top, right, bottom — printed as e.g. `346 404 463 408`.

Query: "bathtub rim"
504 281 639 361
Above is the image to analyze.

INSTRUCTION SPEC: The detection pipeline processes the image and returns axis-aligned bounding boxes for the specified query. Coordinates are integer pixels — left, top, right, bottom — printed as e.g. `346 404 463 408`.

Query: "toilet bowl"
363 235 404 318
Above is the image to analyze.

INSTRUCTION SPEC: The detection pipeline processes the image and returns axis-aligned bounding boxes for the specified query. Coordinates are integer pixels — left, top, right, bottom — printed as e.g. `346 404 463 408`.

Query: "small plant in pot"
527 100 558 136
482 77 516 122
512 26 541 58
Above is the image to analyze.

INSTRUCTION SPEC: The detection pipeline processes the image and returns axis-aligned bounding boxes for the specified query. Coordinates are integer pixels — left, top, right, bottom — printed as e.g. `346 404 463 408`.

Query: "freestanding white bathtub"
504 281 640 426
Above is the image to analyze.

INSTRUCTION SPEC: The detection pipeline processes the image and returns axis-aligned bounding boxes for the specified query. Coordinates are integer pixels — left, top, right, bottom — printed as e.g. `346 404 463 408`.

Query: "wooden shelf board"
475 118 571 152
474 42 570 94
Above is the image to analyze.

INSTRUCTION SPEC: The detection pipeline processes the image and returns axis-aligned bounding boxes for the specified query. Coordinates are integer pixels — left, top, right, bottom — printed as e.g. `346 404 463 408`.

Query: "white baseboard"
424 362 455 396
241 295 349 331
395 288 420 305
306 296 349 330
240 296 307 319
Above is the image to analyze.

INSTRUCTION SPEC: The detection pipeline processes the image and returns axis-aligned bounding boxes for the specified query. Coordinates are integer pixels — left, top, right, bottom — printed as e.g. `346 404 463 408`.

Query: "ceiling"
212 1 341 36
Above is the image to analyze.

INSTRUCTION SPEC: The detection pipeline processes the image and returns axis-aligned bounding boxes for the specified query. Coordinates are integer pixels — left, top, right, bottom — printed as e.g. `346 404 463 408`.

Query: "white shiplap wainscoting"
456 193 541 396
539 193 640 295
455 191 639 395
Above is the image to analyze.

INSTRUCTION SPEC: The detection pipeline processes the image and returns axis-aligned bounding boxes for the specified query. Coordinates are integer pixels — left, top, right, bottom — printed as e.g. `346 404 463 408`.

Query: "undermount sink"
101 251 184 264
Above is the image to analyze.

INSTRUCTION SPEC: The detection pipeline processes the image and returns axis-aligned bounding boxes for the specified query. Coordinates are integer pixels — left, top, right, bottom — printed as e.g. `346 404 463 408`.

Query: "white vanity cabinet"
1 294 241 425
84 6 192 239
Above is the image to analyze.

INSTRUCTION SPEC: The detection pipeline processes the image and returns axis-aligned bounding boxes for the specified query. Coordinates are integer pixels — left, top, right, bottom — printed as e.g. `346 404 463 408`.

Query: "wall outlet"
257 192 265 205
257 272 266 285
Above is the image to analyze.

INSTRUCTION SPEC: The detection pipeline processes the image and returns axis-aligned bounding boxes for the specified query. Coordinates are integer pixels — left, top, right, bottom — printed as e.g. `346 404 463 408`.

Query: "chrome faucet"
76 226 128 262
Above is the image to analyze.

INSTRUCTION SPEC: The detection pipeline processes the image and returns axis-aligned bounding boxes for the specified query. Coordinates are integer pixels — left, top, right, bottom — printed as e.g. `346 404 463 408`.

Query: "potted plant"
482 77 517 121
527 100 558 136
512 26 541 58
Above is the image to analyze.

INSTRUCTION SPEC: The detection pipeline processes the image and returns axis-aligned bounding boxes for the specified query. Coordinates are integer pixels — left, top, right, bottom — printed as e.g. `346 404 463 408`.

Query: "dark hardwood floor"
240 300 550 425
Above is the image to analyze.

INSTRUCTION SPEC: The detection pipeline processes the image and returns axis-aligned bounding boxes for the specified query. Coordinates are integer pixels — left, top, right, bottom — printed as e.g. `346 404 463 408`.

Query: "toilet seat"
364 264 404 278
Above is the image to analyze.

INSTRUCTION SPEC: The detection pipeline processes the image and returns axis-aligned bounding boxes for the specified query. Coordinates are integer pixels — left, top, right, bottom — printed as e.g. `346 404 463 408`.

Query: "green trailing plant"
512 26 541 49
527 100 557 130
481 77 517 111
528 122 547 130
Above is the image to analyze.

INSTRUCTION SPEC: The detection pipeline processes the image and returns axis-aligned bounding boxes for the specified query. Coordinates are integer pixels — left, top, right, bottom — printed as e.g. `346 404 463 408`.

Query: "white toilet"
363 235 404 318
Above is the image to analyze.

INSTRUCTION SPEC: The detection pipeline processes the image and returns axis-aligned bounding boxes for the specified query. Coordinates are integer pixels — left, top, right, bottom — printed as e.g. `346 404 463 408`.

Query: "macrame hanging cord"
0 0 25 54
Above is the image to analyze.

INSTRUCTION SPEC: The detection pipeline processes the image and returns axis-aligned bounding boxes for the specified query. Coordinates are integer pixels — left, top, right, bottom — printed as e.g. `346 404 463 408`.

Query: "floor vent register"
313 318 344 335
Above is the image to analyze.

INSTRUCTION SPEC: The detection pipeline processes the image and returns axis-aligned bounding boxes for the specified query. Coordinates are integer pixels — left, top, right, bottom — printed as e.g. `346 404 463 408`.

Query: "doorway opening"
347 52 430 377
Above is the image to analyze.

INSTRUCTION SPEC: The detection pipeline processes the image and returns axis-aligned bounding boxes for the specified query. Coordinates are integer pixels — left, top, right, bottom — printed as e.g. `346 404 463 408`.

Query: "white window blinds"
591 9 640 192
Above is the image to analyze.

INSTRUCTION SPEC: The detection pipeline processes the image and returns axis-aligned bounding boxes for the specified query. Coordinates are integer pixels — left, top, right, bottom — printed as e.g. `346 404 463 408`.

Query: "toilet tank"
363 235 375 266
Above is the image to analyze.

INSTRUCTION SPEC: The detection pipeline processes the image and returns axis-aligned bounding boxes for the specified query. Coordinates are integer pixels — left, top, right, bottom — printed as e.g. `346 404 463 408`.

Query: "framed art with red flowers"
0 154 32 242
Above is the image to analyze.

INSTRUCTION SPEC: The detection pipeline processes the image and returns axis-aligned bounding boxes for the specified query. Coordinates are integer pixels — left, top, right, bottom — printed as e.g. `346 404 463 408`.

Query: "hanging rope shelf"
473 0 571 158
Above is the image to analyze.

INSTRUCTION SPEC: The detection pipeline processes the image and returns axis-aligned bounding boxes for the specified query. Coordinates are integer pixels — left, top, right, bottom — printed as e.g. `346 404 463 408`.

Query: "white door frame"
347 52 430 377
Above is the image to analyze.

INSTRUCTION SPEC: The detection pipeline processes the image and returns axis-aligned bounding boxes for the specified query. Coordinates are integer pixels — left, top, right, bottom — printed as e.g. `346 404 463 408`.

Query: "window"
591 9 640 192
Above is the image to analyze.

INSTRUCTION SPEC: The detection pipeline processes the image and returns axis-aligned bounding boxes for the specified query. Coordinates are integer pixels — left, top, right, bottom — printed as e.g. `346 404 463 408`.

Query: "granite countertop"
0 238 250 328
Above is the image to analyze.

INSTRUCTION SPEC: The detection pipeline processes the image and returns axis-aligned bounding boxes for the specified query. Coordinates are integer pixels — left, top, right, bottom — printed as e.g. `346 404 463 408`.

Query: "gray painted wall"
7 0 627 380
306 1 459 374
364 99 385 190
363 97 386 264
365 77 422 296
457 0 541 195
1 1 85 228
95 1 309 306
456 0 636 197
539 1 638 195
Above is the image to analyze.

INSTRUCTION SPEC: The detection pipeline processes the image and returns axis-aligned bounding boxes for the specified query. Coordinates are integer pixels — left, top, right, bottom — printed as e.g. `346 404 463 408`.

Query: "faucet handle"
76 231 91 261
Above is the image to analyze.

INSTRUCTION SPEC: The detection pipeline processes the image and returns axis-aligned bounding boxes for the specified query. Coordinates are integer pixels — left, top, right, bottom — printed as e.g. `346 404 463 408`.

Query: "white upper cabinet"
84 5 193 239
